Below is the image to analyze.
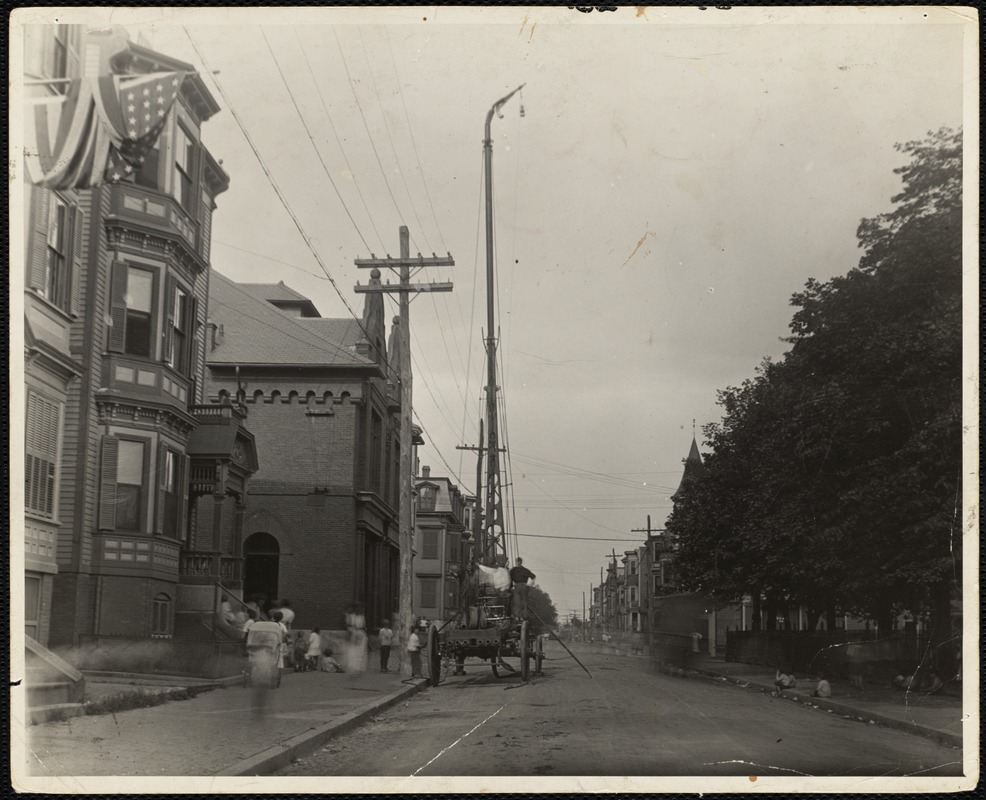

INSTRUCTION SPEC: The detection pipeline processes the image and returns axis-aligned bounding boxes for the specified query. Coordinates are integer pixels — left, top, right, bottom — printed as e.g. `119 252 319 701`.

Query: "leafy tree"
668 128 962 647
525 585 559 634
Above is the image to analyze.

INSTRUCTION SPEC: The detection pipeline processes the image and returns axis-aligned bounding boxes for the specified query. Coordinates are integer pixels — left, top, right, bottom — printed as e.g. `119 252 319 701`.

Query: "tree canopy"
667 128 963 633
525 585 559 634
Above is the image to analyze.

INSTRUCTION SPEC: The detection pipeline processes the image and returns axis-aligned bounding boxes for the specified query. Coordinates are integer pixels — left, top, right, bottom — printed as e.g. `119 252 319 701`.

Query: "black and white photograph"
10 5 978 794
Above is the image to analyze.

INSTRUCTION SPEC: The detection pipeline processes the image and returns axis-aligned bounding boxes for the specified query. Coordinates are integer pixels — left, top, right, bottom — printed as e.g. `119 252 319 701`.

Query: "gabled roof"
207 270 376 370
238 282 321 317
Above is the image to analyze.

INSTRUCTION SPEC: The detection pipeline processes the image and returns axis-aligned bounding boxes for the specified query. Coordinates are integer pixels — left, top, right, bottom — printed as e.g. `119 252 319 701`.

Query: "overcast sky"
29 7 970 620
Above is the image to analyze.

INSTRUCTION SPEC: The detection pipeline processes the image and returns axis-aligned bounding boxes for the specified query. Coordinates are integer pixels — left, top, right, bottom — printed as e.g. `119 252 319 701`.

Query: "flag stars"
143 100 151 108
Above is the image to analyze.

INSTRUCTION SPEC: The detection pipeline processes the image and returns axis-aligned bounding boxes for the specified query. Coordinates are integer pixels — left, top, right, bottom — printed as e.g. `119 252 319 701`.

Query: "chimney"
422 466 430 479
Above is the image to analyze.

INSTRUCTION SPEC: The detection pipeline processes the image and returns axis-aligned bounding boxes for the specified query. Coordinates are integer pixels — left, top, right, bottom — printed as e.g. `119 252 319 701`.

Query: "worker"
509 557 536 620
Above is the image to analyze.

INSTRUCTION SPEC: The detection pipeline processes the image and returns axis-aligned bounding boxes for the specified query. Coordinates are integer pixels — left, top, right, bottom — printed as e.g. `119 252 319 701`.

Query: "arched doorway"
243 532 280 610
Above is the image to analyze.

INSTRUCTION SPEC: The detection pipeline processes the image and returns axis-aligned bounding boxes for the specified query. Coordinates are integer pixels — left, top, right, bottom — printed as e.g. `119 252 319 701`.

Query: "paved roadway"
277 641 962 778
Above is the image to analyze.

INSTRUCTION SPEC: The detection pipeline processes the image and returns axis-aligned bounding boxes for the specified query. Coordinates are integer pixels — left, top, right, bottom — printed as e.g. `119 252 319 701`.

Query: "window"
448 535 460 565
125 268 153 357
134 139 161 190
51 24 69 83
369 411 382 491
418 485 436 512
422 530 439 560
161 448 180 538
109 264 155 357
151 593 172 637
25 575 42 639
419 577 438 609
629 560 637 576
172 124 194 212
116 440 146 530
25 392 60 519
45 196 69 308
629 587 638 604
169 284 189 373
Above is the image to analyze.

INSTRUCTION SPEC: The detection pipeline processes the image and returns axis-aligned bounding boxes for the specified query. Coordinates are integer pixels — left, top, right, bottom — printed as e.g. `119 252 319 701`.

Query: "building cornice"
94 393 198 438
105 218 208 278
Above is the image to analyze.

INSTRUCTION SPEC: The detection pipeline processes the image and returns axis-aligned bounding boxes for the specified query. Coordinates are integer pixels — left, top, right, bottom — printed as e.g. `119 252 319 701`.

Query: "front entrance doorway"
243 532 279 611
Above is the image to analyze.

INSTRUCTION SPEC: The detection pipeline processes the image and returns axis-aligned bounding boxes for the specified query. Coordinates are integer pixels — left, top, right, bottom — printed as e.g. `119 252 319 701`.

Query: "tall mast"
481 84 524 566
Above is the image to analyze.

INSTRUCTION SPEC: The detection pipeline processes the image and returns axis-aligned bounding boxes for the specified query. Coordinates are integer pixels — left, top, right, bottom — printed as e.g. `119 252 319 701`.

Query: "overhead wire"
457 150 487 478
260 28 377 257
357 27 432 255
383 26 448 255
183 27 371 333
332 27 420 254
295 28 387 253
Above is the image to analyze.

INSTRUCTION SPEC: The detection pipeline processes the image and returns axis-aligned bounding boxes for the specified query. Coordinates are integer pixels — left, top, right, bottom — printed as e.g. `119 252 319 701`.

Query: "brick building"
203 270 405 632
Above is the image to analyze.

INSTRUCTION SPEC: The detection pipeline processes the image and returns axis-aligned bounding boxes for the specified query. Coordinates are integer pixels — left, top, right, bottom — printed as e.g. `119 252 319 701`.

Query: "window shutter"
156 445 167 534
179 454 190 542
107 262 128 353
98 436 119 530
28 188 50 291
162 274 176 364
70 205 85 316
187 295 199 378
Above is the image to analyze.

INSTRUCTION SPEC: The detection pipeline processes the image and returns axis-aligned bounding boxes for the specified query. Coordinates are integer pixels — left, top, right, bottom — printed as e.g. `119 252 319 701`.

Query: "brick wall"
242 493 356 631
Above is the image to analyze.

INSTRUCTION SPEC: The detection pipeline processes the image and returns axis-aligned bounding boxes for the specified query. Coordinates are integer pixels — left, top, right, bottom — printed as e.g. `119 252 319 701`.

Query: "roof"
674 436 705 496
207 270 376 370
238 282 321 317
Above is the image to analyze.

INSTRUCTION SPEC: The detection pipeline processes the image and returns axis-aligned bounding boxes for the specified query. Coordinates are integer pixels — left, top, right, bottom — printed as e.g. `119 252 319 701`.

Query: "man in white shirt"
407 627 423 678
379 620 394 672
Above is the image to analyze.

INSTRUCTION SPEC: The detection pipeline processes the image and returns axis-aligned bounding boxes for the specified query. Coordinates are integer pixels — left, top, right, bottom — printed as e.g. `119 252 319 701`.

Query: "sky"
30 6 969 621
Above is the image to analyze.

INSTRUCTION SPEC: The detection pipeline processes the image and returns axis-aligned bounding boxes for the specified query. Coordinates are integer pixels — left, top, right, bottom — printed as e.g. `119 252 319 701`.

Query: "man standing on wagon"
509 557 536 620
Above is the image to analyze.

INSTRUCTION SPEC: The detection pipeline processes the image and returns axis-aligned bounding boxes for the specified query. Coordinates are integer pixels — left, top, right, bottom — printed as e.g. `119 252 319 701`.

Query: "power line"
260 30 373 254
384 26 448 255
514 532 647 542
295 28 386 252
333 28 417 253
183 27 368 334
358 27 432 255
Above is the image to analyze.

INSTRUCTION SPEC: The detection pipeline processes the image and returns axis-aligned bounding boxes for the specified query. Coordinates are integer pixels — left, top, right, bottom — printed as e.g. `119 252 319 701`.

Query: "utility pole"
582 592 586 642
456 418 504 555
456 419 485 551
354 226 453 677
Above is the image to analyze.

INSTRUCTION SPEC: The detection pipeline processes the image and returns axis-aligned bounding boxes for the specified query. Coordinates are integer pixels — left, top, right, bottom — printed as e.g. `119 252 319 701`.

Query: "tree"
525 585 559 634
669 128 962 648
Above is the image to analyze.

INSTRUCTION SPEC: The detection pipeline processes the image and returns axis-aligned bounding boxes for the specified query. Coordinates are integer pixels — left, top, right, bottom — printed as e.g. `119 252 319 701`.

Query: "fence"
725 630 939 679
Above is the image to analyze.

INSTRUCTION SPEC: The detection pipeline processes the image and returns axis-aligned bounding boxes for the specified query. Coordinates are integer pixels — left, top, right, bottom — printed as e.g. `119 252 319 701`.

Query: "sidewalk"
22 667 428 777
575 642 963 748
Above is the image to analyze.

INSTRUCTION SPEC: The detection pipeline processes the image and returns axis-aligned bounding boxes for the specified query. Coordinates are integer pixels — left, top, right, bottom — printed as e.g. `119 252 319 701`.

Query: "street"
277 642 962 778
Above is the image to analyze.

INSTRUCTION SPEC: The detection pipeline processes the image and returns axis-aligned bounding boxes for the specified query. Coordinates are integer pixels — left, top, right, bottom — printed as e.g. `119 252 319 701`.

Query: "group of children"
287 627 345 673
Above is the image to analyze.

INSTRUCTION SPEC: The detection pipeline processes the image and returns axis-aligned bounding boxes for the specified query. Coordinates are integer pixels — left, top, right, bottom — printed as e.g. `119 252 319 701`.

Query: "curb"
681 666 963 749
214 678 430 776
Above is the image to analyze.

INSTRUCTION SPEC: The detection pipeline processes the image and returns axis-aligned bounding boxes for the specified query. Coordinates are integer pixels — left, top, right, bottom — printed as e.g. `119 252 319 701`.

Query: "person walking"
378 620 394 672
407 626 423 678
509 557 536 619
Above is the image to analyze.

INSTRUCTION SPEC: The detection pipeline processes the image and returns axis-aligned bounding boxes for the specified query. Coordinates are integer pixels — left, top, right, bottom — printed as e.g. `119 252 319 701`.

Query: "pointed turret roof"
674 436 705 497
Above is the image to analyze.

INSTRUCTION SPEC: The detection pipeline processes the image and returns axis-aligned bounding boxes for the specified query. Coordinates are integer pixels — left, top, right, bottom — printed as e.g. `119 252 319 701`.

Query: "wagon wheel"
520 621 530 682
534 634 544 676
427 624 442 687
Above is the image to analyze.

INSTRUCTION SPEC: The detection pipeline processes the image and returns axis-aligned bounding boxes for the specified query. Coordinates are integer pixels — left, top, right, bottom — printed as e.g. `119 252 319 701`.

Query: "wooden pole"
397 226 414 678
353 228 454 678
